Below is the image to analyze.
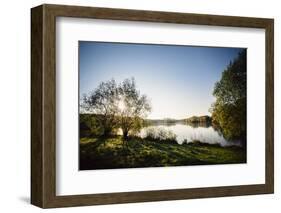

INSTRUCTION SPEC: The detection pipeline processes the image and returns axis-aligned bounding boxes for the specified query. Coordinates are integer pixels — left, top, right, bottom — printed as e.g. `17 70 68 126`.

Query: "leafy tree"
118 78 151 140
81 78 151 141
79 114 104 137
211 50 246 142
81 79 120 136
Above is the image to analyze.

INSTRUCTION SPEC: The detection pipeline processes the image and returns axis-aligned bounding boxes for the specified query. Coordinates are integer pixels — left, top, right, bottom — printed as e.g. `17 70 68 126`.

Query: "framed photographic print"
31 4 274 208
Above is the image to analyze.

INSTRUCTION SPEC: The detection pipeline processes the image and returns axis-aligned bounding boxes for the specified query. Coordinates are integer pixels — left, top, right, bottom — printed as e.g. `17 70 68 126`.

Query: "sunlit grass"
79 136 246 170
80 137 97 144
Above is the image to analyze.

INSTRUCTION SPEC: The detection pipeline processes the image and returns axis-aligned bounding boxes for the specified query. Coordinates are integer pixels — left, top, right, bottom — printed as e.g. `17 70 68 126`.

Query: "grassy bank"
79 136 246 170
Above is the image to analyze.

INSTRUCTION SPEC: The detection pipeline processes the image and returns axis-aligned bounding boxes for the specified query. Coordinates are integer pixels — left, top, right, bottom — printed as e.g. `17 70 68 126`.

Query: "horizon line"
79 112 212 120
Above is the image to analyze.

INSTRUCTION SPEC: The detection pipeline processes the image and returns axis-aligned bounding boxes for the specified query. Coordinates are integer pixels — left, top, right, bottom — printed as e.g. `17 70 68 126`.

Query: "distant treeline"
80 114 213 137
145 115 212 126
183 115 212 124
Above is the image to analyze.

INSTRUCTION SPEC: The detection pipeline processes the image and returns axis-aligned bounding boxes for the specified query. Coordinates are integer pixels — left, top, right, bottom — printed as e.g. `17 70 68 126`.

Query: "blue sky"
79 41 244 119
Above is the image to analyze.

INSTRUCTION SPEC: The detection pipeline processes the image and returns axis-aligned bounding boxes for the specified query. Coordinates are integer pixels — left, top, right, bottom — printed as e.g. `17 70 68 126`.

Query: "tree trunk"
123 130 129 140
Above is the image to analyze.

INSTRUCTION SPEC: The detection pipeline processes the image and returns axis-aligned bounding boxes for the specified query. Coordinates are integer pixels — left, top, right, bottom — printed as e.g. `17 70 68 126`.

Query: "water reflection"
140 124 241 147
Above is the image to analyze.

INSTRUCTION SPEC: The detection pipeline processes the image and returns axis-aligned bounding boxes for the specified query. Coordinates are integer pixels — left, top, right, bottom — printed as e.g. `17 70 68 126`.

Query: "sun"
118 99 126 111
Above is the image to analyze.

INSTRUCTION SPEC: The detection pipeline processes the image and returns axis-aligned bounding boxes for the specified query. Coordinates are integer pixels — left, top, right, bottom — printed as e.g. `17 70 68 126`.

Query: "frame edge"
31 5 44 208
265 19 274 194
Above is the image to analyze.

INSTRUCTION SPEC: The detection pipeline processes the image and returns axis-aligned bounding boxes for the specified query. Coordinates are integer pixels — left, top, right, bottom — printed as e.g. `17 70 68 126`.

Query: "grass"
79 136 246 170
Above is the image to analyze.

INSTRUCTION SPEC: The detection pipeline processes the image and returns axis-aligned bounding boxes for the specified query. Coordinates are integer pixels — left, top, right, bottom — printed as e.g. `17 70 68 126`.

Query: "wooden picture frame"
31 4 274 208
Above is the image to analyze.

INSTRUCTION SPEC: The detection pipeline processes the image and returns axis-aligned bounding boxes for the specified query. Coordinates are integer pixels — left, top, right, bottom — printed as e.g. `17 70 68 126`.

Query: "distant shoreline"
80 113 212 123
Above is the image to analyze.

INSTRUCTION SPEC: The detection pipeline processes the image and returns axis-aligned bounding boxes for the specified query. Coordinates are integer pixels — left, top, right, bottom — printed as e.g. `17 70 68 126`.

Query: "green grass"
79 136 246 170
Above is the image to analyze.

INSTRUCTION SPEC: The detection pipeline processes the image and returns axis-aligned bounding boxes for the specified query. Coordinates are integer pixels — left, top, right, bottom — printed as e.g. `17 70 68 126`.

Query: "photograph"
79 41 247 170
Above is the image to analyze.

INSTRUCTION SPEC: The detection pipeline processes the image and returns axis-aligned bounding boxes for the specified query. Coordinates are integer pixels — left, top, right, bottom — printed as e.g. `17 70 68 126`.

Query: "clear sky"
79 41 244 119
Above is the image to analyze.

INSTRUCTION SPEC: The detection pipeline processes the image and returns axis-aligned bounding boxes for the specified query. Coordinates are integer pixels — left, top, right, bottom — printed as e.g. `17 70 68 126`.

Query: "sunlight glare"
118 99 125 111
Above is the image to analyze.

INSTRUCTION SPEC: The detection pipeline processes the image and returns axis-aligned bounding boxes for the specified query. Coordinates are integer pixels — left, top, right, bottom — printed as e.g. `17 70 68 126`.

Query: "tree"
211 50 246 142
81 78 152 141
81 79 120 136
118 78 151 140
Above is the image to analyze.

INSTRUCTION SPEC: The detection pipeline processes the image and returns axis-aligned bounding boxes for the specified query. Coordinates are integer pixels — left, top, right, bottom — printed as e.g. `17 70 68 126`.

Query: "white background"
0 0 279 212
57 18 265 195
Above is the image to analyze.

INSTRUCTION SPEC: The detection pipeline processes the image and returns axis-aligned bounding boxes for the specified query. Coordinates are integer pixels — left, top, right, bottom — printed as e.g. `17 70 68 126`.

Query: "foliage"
211 50 246 141
81 78 151 140
81 79 120 136
143 127 177 144
80 114 113 137
185 115 212 124
118 78 151 139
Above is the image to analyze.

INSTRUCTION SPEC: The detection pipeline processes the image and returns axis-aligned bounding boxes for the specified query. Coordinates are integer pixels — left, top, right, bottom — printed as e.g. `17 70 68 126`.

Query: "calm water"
139 124 241 147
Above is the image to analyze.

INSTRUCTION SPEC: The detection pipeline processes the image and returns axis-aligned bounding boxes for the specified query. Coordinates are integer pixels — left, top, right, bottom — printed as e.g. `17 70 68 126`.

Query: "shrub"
182 139 188 145
143 127 177 144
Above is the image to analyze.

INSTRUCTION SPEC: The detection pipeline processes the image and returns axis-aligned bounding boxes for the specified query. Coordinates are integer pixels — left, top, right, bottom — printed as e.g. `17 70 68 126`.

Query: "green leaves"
118 78 152 139
81 78 152 139
211 50 247 142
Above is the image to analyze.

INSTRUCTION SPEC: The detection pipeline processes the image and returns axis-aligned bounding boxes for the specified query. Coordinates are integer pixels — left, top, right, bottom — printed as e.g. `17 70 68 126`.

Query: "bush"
182 139 188 145
143 127 177 144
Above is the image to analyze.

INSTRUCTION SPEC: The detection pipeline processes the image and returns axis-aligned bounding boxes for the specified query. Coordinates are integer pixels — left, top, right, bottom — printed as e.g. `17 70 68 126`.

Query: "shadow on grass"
79 136 246 170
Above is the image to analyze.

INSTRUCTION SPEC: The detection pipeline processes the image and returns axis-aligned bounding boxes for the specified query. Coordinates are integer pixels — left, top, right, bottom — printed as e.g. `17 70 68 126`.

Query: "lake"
139 124 241 147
